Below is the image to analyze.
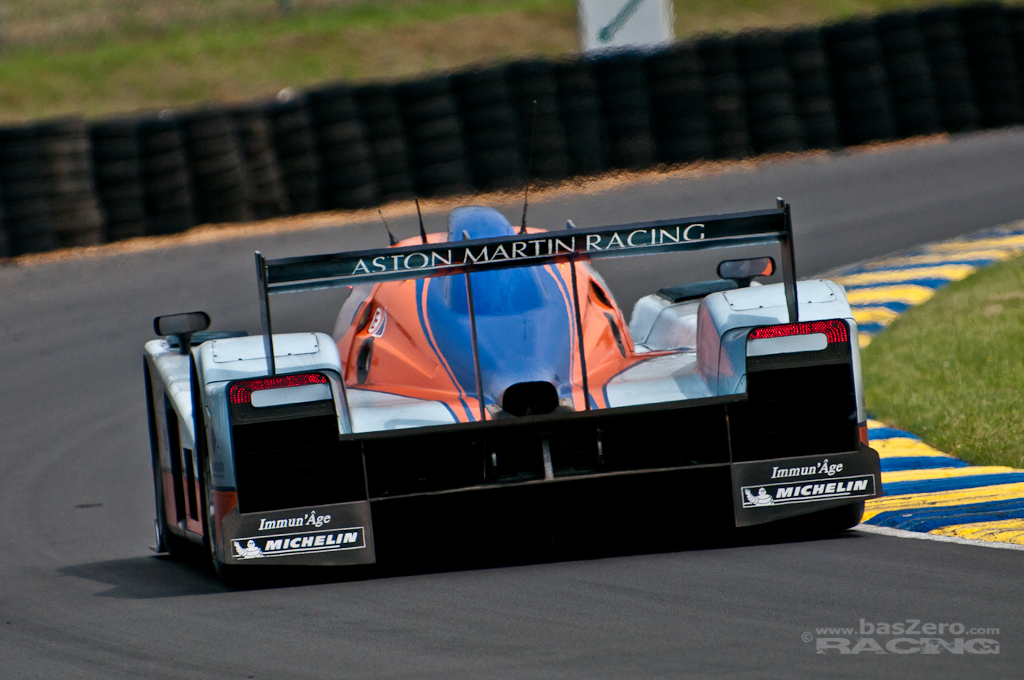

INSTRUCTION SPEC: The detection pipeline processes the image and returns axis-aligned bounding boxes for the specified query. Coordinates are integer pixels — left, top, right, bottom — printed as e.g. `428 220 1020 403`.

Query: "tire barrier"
397 76 472 197
0 124 55 255
1010 7 1024 98
179 106 252 225
960 3 1023 127
736 31 806 153
783 28 841 149
0 188 6 257
139 114 196 235
553 58 608 176
877 12 943 137
646 43 713 164
920 7 980 132
592 52 657 169
267 93 323 215
90 117 148 242
698 36 752 159
35 117 105 249
230 102 290 220
5 3 1024 254
354 84 416 203
507 60 570 181
306 84 379 210
452 65 526 191
823 18 897 145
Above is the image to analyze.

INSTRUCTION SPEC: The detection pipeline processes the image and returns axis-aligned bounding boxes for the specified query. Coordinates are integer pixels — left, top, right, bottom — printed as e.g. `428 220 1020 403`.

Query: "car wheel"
200 449 246 588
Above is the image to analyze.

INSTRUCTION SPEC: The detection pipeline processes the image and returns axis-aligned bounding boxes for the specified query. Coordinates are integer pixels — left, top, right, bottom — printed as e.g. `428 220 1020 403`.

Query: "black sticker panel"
220 500 376 566
731 447 881 527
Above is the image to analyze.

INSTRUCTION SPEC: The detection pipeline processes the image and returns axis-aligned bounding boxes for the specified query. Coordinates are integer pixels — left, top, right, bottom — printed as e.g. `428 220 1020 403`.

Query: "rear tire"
154 515 191 559
150 457 191 559
200 446 247 588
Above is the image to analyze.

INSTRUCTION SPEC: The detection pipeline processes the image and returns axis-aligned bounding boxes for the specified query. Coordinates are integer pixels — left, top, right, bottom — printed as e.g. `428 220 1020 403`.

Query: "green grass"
0 0 1020 121
670 0 1022 37
862 253 1024 469
0 0 579 120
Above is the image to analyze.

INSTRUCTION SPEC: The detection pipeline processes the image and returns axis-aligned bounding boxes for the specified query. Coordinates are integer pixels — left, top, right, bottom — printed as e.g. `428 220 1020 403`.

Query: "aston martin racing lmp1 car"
143 200 881 578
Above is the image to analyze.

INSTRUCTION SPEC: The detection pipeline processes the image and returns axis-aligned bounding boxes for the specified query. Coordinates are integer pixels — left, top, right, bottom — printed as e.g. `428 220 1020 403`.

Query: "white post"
577 0 675 53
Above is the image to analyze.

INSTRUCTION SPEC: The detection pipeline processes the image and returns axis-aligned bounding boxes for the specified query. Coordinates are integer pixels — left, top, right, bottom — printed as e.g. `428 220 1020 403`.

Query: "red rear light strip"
748 319 849 344
228 373 329 404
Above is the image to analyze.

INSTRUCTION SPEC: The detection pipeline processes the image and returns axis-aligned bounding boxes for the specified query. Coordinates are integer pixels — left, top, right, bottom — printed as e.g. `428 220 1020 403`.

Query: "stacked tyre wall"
3 2 1024 256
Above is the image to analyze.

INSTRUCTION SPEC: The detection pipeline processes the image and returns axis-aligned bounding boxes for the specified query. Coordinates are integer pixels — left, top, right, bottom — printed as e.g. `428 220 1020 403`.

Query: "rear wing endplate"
254 201 798 378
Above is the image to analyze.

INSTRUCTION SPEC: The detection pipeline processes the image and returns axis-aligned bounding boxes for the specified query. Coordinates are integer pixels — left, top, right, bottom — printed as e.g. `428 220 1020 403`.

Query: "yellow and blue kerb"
827 222 1024 545
829 223 1024 348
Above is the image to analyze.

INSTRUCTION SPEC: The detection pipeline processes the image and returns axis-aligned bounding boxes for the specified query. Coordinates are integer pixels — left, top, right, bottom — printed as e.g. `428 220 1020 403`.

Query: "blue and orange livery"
142 201 883 582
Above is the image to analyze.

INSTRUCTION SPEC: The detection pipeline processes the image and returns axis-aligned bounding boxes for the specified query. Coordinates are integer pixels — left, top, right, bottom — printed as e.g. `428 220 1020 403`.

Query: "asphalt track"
3 128 1024 678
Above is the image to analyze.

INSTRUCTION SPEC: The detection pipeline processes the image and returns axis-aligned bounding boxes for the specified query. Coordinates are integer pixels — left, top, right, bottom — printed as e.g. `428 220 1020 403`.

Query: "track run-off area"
3 129 1024 678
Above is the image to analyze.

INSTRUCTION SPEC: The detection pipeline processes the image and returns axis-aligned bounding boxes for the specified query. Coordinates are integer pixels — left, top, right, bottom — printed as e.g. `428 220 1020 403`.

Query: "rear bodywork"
144 201 880 570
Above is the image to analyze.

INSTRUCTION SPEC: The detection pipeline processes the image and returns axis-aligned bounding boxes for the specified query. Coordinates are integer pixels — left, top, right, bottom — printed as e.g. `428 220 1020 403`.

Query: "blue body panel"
420 207 577 406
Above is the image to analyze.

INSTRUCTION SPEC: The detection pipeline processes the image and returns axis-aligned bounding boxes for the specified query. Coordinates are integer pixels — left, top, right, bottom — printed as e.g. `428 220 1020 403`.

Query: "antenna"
415 198 428 244
378 209 398 246
519 99 538 235
462 230 486 423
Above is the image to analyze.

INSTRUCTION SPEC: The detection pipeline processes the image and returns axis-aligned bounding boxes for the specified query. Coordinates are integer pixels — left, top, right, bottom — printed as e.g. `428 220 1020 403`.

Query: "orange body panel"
337 229 655 419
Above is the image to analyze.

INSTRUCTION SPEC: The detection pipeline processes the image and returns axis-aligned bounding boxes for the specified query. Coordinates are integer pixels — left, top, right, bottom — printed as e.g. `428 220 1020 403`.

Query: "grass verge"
0 0 578 121
861 253 1024 469
1 0 1021 122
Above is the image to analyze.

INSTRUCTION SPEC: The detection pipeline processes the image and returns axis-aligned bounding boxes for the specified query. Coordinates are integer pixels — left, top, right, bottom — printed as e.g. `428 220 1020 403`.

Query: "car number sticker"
367 307 387 337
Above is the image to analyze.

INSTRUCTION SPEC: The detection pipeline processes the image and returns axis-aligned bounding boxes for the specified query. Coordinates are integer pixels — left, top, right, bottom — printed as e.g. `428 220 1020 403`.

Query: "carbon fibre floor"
829 225 1024 545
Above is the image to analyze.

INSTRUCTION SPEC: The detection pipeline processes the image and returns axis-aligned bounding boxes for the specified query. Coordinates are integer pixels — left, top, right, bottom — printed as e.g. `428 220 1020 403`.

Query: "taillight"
859 423 869 445
748 319 848 345
229 373 329 405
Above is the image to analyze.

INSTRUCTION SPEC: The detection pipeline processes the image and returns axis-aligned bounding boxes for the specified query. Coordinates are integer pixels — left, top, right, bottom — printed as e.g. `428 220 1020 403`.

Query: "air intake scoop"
501 381 560 417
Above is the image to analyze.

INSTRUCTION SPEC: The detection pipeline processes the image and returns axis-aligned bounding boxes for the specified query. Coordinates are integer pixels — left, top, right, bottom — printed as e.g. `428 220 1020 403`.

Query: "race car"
143 200 881 581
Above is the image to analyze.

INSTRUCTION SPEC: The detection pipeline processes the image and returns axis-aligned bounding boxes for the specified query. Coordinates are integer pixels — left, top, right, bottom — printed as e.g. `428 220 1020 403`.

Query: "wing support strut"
568 255 591 411
462 231 487 423
255 251 277 377
777 198 799 324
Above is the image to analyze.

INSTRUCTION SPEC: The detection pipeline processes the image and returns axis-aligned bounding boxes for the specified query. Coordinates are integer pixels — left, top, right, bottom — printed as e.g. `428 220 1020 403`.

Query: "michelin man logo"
233 539 264 559
744 487 774 507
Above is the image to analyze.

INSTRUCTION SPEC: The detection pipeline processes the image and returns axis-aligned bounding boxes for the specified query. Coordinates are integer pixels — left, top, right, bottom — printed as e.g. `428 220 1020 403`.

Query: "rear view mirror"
718 257 775 286
154 311 210 337
154 311 210 354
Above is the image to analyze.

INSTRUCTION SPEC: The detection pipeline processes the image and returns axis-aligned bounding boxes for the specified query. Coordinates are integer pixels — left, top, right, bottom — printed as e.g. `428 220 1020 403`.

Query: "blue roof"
448 206 516 242
417 206 576 407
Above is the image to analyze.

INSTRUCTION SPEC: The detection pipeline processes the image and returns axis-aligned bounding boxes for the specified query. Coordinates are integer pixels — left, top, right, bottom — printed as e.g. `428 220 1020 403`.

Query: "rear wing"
254 200 799 393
